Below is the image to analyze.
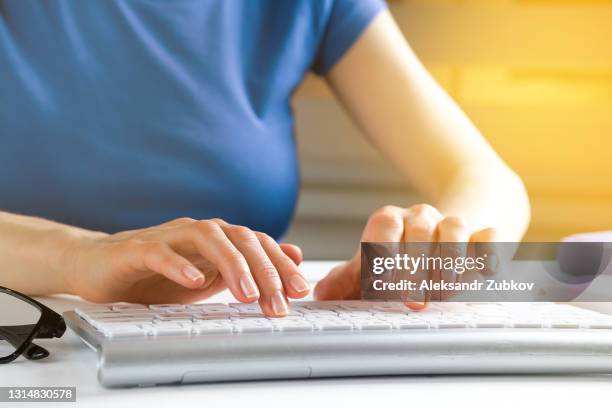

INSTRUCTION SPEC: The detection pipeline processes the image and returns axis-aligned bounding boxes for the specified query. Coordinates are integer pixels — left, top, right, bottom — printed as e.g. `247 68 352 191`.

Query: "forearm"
326 11 530 240
0 211 105 295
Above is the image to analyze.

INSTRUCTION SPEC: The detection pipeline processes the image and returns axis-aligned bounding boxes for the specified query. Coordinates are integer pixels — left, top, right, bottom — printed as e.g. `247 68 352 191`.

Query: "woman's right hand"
60 217 310 317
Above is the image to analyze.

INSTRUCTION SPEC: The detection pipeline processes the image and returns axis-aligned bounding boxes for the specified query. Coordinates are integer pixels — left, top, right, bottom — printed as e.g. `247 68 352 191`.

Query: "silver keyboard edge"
63 311 612 388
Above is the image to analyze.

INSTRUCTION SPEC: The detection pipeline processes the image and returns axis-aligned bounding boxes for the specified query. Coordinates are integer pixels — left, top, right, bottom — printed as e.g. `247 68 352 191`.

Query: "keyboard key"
352 319 393 330
96 317 154 325
143 323 191 336
149 304 185 312
376 312 416 320
233 318 274 333
102 325 146 338
98 312 157 319
231 317 270 324
114 309 160 316
273 320 314 332
391 321 430 330
192 313 232 321
75 306 111 315
184 304 206 311
296 309 338 316
187 303 233 313
235 325 274 333
192 321 234 335
370 303 408 313
92 318 154 329
229 303 263 312
293 301 342 310
337 311 374 318
338 303 375 311
408 310 442 319
312 319 353 331
303 314 345 323
82 310 122 318
155 312 193 322
110 304 149 311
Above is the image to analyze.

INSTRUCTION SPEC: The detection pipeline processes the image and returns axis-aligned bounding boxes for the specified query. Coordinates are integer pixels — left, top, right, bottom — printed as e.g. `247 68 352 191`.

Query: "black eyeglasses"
0 286 66 364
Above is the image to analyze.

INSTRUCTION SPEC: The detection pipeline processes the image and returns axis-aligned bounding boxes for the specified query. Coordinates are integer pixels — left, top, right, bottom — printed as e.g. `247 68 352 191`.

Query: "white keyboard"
74 301 612 339
66 301 612 386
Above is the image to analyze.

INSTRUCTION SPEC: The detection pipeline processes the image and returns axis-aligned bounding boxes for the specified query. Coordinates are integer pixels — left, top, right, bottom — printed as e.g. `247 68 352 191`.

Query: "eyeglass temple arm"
36 317 67 338
0 325 51 360
0 324 35 348
0 320 65 343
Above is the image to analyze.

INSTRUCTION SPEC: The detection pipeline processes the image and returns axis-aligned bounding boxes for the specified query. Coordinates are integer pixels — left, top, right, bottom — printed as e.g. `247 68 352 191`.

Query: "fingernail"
289 274 310 293
405 301 428 311
182 265 204 282
240 275 260 299
271 291 288 316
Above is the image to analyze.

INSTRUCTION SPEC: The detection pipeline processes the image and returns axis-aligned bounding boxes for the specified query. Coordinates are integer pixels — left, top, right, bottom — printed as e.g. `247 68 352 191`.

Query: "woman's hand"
314 204 497 308
61 217 310 317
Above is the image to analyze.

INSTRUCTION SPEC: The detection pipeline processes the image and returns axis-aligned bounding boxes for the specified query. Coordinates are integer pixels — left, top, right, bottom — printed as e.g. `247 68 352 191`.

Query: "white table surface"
2 261 612 408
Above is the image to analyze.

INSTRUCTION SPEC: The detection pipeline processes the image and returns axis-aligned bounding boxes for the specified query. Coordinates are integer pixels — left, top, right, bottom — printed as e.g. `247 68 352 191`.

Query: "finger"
437 216 471 269
223 225 288 317
471 227 498 242
436 216 470 300
187 220 260 303
316 206 405 301
470 228 500 277
402 204 443 308
148 220 263 304
360 206 406 299
258 234 309 299
361 205 406 243
405 301 428 311
125 241 206 289
360 206 406 302
314 262 360 301
279 243 303 266
403 204 443 242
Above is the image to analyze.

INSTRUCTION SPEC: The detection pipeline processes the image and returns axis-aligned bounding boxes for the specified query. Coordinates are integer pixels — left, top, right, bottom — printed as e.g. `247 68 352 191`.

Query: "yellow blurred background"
286 0 612 259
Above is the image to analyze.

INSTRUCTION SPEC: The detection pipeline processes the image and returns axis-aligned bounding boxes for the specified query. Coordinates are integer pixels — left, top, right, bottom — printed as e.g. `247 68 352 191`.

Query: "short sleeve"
311 0 387 75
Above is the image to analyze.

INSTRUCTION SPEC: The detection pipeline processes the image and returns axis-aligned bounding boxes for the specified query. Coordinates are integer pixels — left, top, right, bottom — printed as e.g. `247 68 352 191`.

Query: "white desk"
2 261 612 408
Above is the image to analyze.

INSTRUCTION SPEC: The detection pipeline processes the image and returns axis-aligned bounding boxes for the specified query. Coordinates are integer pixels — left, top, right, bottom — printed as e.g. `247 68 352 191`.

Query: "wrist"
46 226 107 295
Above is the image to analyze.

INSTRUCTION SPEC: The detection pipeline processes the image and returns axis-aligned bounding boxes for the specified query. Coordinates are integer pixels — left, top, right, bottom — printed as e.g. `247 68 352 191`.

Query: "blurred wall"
284 0 612 260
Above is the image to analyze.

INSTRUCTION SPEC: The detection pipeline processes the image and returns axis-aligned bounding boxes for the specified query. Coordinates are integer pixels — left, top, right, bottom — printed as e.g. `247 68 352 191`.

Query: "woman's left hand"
314 204 497 306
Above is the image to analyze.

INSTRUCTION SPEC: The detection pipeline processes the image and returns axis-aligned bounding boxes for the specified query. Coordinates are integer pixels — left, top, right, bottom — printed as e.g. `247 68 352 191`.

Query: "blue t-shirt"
0 0 384 238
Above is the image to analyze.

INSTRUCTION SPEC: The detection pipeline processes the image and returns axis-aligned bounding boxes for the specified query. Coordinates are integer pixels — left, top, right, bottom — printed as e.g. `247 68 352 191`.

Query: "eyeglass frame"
0 286 66 364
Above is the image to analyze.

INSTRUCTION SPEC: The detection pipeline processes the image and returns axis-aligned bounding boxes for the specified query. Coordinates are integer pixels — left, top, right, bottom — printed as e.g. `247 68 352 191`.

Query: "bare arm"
325 10 530 241
0 211 96 295
315 10 530 301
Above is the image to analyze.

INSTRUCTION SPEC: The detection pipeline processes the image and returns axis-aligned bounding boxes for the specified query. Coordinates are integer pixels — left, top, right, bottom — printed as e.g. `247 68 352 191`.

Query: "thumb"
314 258 361 301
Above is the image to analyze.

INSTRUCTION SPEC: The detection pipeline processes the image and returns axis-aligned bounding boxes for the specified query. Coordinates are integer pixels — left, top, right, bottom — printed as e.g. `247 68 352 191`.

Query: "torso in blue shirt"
0 0 383 238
